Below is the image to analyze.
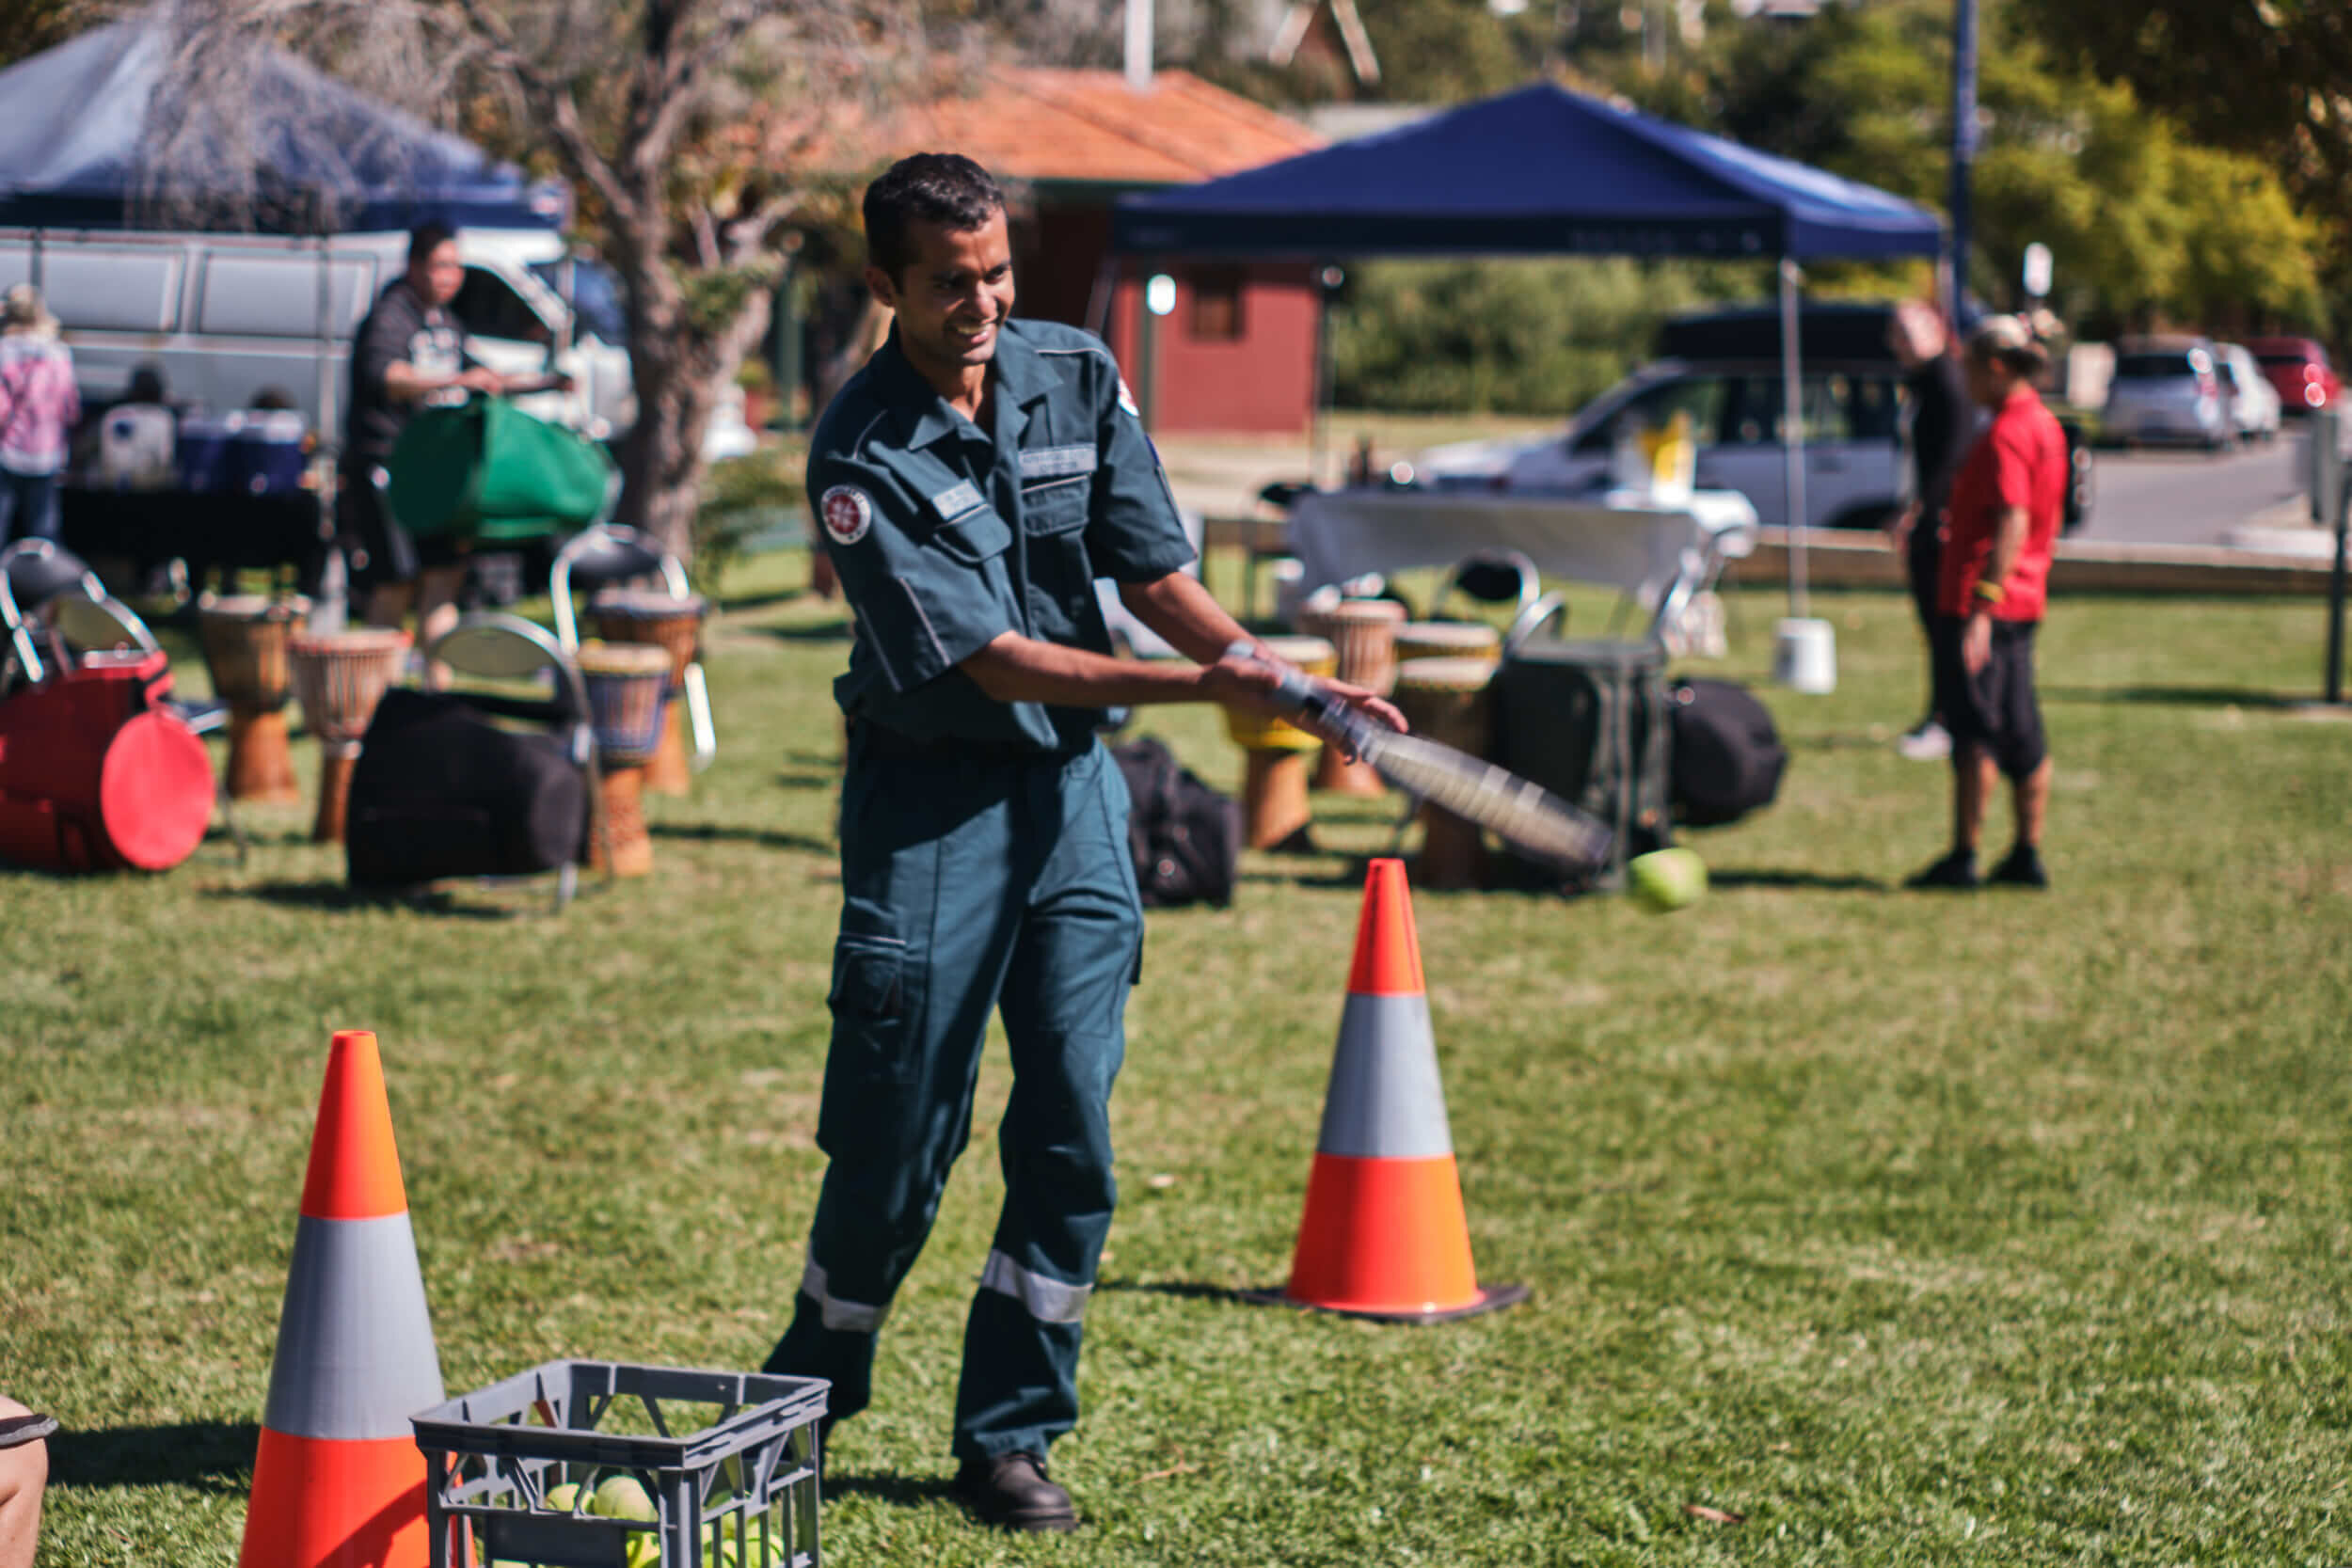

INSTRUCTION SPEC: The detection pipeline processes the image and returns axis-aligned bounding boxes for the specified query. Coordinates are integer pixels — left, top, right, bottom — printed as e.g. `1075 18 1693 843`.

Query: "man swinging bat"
760 151 1398 1532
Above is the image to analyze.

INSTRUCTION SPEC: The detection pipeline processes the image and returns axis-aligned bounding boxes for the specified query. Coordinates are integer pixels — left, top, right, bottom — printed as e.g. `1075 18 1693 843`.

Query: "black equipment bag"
345 689 589 887
1668 678 1787 827
1110 736 1241 909
1492 637 1673 892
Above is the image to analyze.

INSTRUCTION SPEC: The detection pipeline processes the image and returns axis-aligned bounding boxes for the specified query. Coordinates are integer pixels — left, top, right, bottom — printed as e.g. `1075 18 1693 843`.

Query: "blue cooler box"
179 412 309 496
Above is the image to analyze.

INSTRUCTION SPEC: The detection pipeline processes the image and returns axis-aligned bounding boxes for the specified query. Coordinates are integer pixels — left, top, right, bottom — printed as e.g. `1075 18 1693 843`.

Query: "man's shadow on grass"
757 620 855 645
48 1420 259 1495
2042 683 2299 709
820 1471 959 1509
211 882 543 921
1097 1278 1259 1307
650 822 836 856
1707 868 1887 892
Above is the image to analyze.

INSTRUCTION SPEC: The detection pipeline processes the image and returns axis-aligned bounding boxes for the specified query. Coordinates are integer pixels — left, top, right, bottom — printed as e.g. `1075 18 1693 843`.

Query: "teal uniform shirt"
810 318 1197 747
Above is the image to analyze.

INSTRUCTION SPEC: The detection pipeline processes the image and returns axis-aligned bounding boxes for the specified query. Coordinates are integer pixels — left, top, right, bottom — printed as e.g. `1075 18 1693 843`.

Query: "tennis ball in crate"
545 1481 587 1513
593 1475 658 1522
1628 847 1707 912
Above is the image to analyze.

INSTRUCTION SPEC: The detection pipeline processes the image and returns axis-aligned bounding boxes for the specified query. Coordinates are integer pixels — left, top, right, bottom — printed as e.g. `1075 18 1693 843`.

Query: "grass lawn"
5 550 2349 1565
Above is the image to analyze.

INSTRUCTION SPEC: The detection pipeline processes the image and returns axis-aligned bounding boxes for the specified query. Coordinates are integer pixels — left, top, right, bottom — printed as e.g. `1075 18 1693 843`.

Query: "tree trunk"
614 273 774 562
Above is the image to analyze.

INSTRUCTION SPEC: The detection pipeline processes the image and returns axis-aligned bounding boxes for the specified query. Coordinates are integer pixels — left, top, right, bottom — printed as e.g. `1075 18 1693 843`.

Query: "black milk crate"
412 1360 827 1568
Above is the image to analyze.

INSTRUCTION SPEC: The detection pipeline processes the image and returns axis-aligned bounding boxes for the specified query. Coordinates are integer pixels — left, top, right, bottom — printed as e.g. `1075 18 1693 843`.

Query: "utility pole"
1947 0 1978 316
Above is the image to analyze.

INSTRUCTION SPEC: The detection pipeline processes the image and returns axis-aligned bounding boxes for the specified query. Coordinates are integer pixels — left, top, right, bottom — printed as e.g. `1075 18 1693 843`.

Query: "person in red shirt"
1910 315 2066 890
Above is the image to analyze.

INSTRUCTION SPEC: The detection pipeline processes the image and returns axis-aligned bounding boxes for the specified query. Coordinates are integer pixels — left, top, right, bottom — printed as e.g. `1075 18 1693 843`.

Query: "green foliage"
1331 257 1765 415
693 440 806 594
1349 0 1546 103
8 555 2352 1564
1606 0 2325 334
675 259 787 341
0 0 92 67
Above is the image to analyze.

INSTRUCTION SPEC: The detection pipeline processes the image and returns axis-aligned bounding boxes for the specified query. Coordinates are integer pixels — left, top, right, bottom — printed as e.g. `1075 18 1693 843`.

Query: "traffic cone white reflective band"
262 1212 444 1440
977 1250 1092 1324
802 1248 892 1333
239 1029 444 1568
1315 992 1455 1161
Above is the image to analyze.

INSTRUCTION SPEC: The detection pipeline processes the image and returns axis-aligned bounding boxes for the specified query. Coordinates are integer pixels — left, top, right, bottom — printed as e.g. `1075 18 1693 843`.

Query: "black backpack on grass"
1667 678 1786 828
345 689 590 887
1110 736 1240 909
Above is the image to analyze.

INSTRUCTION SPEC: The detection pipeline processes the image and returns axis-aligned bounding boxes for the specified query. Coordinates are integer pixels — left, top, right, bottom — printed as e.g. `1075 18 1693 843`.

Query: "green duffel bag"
387 397 616 545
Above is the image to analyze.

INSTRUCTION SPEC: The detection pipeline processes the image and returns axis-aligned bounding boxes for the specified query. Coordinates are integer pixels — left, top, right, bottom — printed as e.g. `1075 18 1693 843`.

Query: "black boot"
954 1450 1079 1532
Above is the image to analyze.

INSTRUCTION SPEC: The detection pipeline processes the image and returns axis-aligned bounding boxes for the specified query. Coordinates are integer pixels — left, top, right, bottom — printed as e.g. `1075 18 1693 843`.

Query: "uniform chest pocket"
929 506 1012 565
1018 474 1092 536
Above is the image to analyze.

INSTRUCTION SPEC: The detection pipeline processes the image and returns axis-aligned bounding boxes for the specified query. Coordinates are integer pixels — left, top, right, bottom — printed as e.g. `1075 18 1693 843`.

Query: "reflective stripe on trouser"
765 738 1141 1461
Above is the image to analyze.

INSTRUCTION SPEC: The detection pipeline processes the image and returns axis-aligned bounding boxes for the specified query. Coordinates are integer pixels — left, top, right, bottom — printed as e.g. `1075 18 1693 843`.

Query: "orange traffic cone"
1258 859 1528 1322
239 1030 447 1568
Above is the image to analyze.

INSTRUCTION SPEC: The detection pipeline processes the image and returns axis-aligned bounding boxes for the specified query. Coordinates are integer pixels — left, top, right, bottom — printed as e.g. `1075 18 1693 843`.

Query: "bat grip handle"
1223 638 1363 749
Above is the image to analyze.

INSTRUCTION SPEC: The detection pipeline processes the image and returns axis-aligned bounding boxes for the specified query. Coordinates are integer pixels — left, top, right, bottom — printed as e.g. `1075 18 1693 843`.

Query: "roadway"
2074 435 2320 548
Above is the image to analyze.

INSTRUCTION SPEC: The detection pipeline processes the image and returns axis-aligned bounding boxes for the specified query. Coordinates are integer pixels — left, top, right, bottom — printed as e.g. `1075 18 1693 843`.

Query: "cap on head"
1967 313 2047 375
863 153 1005 282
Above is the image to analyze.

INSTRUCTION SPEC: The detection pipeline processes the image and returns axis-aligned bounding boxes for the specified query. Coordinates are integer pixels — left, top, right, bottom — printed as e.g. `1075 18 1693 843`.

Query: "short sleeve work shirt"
810 320 1197 750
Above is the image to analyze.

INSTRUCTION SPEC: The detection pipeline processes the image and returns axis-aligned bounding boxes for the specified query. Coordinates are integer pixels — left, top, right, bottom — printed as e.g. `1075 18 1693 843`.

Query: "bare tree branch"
724 188 803 263
443 0 638 239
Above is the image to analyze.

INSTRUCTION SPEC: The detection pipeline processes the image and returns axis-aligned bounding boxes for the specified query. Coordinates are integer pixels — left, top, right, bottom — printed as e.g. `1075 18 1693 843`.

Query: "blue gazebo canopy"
0 17 567 232
1112 82 1942 262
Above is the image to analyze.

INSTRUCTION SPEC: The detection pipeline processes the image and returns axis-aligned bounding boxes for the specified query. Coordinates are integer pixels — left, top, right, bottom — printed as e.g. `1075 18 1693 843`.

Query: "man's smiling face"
871 211 1015 383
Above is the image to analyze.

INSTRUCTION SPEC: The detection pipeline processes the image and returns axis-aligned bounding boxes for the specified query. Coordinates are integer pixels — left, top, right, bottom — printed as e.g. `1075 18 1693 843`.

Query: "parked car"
2101 336 2234 450
2215 343 2282 442
1409 301 2091 531
2244 335 2340 416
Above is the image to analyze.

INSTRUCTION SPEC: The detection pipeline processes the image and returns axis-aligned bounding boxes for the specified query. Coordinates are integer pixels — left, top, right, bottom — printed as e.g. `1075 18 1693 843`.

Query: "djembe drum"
289 627 410 844
1296 598 1406 796
1394 620 1502 667
589 587 707 797
1221 634 1334 852
1391 657 1500 891
197 594 308 803
579 641 673 878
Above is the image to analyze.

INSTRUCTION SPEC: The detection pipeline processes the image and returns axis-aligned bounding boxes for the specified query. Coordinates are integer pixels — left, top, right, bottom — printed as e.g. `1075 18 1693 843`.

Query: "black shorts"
1931 616 2046 779
337 458 465 592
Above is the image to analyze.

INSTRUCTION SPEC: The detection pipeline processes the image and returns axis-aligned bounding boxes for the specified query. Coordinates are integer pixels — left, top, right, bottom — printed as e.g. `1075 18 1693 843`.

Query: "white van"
0 225 753 458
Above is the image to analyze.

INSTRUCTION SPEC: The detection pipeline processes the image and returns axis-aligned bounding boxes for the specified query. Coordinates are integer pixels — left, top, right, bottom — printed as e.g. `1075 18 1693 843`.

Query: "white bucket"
1772 617 1837 694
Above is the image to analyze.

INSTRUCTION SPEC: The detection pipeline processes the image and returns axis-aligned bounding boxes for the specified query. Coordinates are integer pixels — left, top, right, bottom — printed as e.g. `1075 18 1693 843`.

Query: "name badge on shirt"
1018 445 1098 483
930 481 984 521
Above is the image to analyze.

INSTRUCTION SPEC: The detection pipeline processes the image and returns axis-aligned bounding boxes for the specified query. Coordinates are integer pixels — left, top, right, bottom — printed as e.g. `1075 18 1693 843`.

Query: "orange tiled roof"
794 67 1322 188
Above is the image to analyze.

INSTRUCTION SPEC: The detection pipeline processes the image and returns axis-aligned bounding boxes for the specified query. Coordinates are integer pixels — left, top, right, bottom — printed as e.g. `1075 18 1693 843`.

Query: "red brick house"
797 67 1327 436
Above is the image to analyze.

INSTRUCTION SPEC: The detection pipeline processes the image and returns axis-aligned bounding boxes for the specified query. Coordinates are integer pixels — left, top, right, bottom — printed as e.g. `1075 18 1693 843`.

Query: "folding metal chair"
421 611 604 912
549 523 714 772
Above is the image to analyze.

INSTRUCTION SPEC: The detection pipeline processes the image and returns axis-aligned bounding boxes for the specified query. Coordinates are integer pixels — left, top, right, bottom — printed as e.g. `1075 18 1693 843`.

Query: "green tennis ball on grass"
1628 847 1708 913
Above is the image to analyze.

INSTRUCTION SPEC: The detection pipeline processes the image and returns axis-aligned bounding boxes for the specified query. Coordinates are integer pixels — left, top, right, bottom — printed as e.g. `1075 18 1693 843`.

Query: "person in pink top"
0 285 80 546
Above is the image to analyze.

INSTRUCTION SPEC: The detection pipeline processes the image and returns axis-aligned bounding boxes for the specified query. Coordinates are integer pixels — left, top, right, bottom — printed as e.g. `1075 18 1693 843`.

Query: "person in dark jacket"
1885 299 1975 761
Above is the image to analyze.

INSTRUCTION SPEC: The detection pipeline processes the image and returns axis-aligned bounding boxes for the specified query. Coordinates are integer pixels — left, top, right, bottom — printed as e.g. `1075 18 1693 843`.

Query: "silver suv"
2102 336 2233 450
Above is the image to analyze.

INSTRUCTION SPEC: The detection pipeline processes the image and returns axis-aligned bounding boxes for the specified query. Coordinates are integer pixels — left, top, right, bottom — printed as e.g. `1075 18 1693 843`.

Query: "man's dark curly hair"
864 153 1005 282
